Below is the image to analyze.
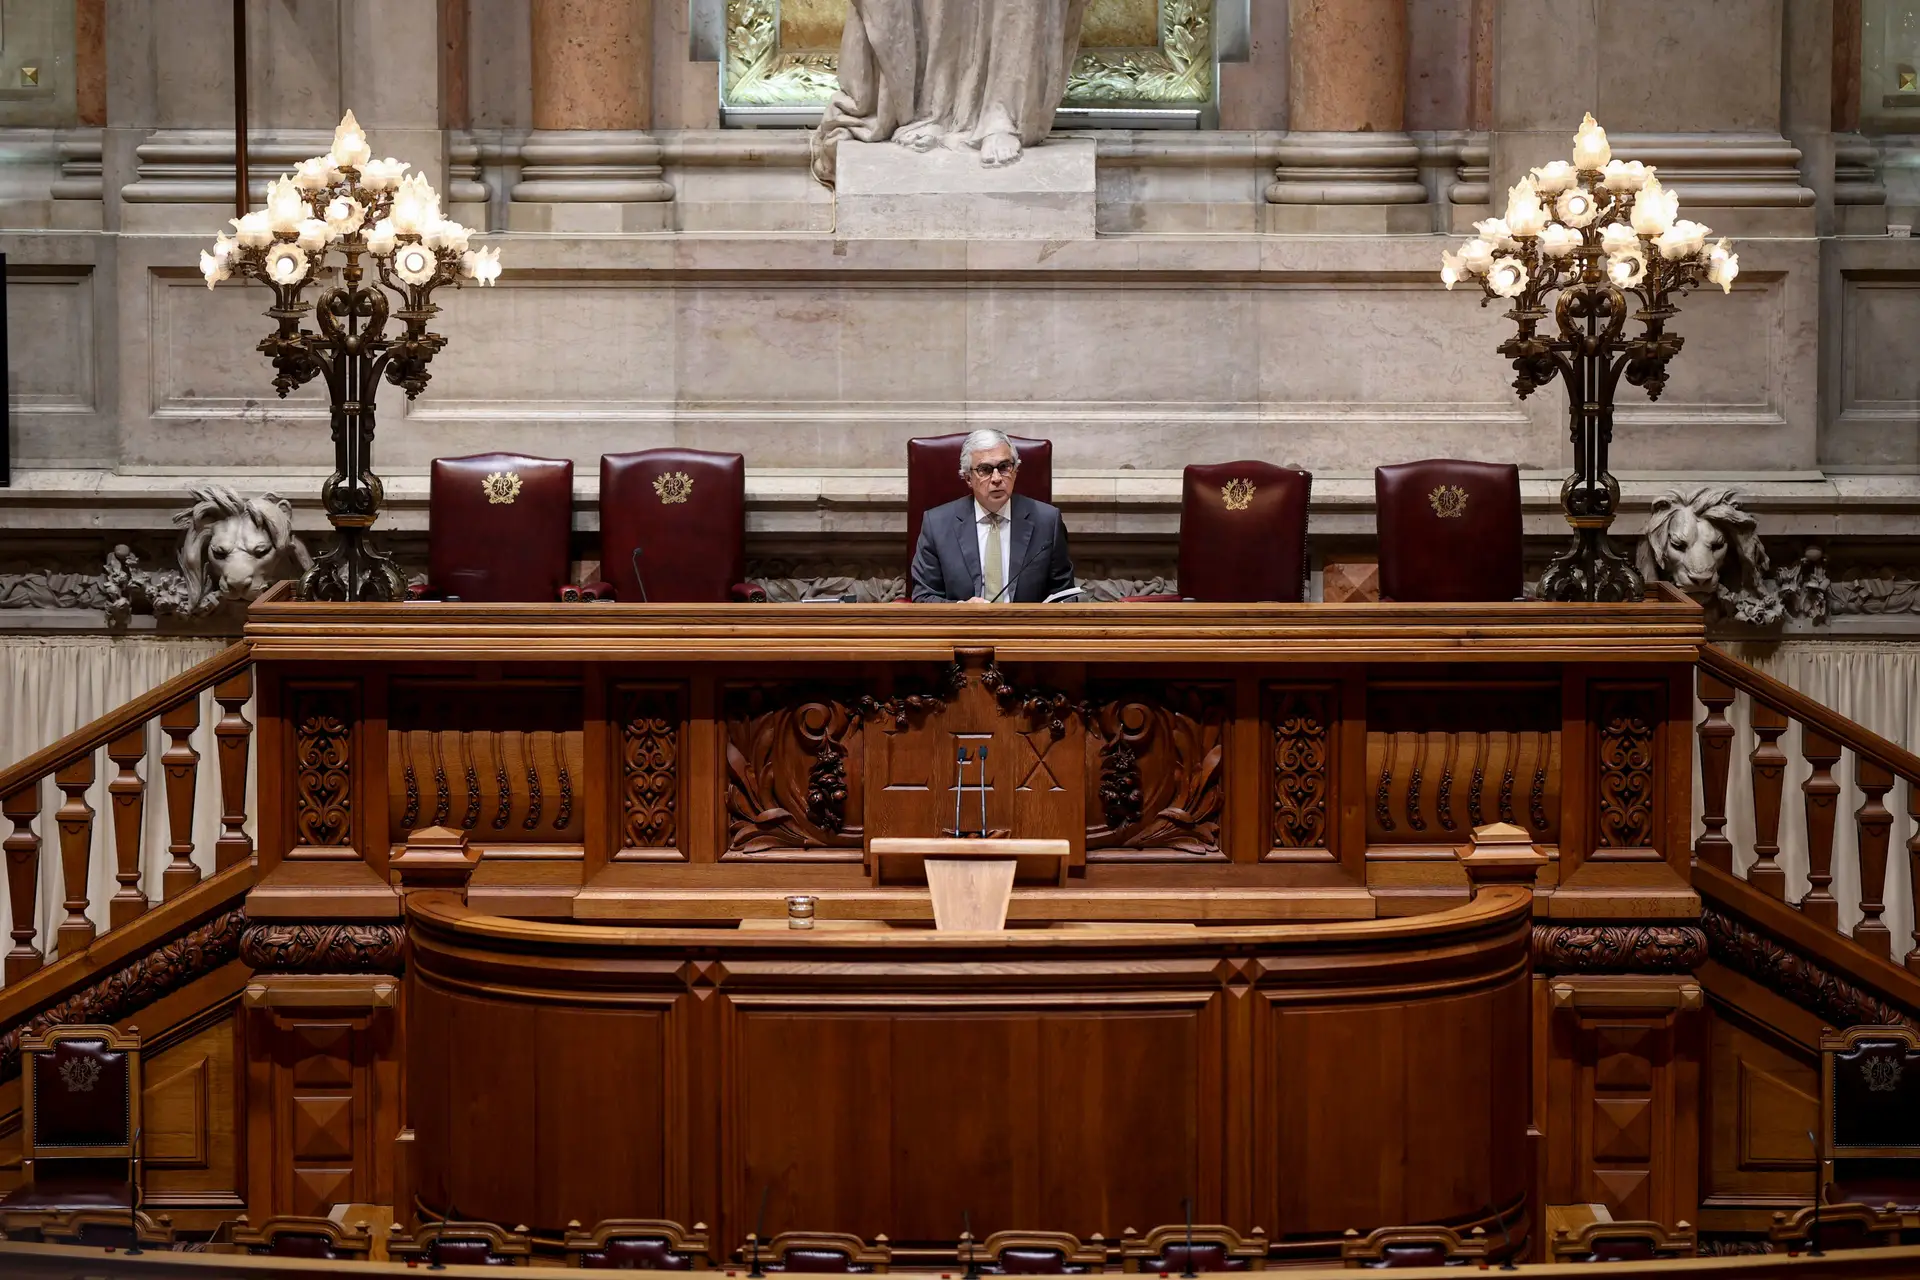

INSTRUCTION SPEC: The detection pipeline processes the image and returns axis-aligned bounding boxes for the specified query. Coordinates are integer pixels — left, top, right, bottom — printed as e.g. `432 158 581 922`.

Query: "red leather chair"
388 1220 534 1266
0 1026 142 1228
233 1215 375 1260
906 434 1053 577
1374 460 1523 603
426 452 575 603
600 449 754 603
1173 461 1312 602
564 1218 713 1269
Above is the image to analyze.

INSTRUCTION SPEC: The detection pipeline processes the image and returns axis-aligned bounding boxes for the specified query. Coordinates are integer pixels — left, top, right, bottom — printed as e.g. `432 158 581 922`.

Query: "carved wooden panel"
1593 685 1664 852
1266 684 1333 854
386 681 586 844
614 683 683 851
247 1004 396 1219
1700 996 1819 1223
723 684 865 855
1084 682 1229 859
289 684 355 851
1363 685 1560 844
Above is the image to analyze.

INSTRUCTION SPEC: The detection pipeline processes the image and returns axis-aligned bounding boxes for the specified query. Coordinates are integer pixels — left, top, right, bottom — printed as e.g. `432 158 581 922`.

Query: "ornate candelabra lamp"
200 112 502 601
1441 114 1738 602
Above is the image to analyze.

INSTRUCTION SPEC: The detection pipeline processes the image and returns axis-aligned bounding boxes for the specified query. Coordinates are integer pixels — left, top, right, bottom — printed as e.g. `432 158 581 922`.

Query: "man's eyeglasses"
969 460 1018 478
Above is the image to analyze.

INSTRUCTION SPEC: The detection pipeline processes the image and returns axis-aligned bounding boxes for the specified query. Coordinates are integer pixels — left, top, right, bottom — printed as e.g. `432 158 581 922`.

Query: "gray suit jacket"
910 495 1076 603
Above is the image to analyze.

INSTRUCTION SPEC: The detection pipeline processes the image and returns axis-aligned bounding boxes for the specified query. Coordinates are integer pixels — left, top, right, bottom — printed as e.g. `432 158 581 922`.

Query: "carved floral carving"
980 665 1077 739
0 909 246 1083
240 922 406 974
293 687 353 847
1531 924 1707 974
1270 688 1330 848
724 686 864 852
1701 908 1918 1032
1596 689 1659 848
1085 684 1227 854
618 686 680 848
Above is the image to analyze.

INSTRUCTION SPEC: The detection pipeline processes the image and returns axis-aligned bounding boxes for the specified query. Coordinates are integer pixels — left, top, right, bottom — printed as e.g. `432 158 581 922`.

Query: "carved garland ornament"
1085 685 1227 854
0 909 246 1084
1531 924 1708 974
239 922 407 974
1701 907 1919 1032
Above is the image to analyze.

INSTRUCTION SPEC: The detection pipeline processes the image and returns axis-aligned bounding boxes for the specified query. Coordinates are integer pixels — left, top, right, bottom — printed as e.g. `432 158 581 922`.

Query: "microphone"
1181 1196 1195 1278
1807 1129 1823 1256
127 1125 144 1255
962 1210 978 1280
629 546 650 604
985 538 1042 604
976 745 988 835
1490 1199 1516 1271
749 1183 771 1276
953 746 970 836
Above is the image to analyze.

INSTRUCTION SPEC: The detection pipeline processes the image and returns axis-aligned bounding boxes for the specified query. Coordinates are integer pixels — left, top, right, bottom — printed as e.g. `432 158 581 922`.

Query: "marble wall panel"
3 266 101 465
1596 0 1784 133
1833 272 1920 466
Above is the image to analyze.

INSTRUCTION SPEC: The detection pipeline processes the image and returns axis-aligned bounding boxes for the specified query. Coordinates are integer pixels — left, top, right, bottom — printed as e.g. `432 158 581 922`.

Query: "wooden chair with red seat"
232 1214 375 1260
970 1230 1110 1274
1547 1219 1695 1263
733 1230 892 1273
1822 1025 1920 1215
33 1207 174 1249
600 449 760 602
387 1219 534 1266
1374 460 1524 603
420 452 575 602
1769 1202 1906 1252
1340 1226 1488 1268
905 433 1054 586
1118 1223 1266 1271
564 1217 713 1269
0 1025 143 1238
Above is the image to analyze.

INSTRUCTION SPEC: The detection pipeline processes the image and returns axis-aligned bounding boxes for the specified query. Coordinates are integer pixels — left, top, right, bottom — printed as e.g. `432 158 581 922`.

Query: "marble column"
510 0 673 232
1829 0 1887 230
50 0 109 227
1265 0 1428 232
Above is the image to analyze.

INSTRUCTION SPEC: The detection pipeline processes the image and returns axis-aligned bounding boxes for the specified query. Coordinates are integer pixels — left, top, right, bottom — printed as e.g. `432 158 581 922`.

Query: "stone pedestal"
1264 133 1430 232
834 139 1096 239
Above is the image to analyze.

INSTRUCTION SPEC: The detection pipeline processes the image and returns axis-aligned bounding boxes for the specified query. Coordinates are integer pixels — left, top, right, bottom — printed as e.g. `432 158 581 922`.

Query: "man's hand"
965 595 988 604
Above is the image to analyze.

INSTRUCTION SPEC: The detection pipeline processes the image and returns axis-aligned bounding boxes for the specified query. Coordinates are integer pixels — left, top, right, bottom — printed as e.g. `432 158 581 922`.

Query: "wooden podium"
869 837 1071 931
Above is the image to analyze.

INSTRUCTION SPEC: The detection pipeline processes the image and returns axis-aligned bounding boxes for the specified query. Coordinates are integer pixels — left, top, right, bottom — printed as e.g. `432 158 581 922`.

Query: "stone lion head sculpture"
1636 485 1770 600
175 485 313 609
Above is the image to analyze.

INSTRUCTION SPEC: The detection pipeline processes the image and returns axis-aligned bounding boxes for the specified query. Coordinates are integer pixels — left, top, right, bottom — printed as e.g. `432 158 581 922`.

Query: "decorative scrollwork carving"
1597 689 1659 847
0 909 246 1083
1085 684 1227 854
1531 924 1707 974
1271 688 1330 848
618 687 680 848
293 688 352 846
724 686 863 853
853 665 966 732
1701 908 1918 1032
240 922 406 974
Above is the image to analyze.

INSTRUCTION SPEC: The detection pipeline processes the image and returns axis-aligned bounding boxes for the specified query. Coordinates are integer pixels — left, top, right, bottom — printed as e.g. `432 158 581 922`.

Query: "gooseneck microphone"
953 747 970 835
629 546 650 603
976 746 989 834
749 1183 771 1276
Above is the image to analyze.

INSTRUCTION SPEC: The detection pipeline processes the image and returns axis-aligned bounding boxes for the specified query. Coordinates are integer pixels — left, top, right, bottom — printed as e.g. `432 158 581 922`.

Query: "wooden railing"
0 641 255 989
1695 646 1920 984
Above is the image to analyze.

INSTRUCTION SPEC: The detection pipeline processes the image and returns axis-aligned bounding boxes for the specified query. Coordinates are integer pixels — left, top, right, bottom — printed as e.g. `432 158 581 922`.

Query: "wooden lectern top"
869 837 1071 887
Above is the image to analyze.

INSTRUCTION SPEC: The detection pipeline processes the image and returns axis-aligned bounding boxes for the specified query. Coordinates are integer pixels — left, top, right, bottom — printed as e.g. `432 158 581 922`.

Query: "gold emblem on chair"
58 1056 102 1093
653 471 694 505
1862 1055 1905 1092
482 471 521 505
1428 484 1469 519
1221 478 1257 511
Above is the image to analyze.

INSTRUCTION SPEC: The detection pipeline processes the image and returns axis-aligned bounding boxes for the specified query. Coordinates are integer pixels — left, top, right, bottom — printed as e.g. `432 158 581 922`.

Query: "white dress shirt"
973 499 1014 600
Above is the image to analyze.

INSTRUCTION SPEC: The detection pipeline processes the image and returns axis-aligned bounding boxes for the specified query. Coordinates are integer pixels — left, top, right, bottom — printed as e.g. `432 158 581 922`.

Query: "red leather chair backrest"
32 1039 130 1147
1375 460 1523 603
429 453 574 603
905 434 1052 576
1178 462 1311 602
601 450 746 603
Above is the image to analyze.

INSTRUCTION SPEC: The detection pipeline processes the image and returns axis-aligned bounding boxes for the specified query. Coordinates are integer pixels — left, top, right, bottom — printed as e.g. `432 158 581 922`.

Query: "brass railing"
0 641 255 988
1695 646 1920 982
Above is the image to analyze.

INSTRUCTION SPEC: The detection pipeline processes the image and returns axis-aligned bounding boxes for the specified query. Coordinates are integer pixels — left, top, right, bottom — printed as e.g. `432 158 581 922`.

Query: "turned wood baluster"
160 698 202 899
2 785 44 984
213 669 254 871
1907 781 1920 975
1747 703 1790 899
1851 757 1895 959
1799 727 1843 931
1694 671 1737 872
53 757 97 957
107 727 149 930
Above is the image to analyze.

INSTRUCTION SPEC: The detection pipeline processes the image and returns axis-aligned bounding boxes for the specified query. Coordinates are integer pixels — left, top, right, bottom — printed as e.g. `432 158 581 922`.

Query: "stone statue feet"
979 131 1023 167
894 120 943 152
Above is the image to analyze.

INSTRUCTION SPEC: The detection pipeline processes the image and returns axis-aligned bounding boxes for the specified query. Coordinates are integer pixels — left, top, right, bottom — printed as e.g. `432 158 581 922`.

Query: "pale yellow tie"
984 513 1004 601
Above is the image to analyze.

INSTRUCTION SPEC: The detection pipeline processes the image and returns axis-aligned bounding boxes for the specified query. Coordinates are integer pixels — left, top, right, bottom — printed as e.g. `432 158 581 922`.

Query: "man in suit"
911 429 1077 603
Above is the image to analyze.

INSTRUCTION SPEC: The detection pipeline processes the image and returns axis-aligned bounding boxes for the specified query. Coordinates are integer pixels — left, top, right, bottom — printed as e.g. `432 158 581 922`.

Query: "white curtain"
1705 641 1920 967
0 637 249 964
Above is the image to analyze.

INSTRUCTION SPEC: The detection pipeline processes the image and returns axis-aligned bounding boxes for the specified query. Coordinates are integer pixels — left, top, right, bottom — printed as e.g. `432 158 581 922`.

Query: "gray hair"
958 429 1020 476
